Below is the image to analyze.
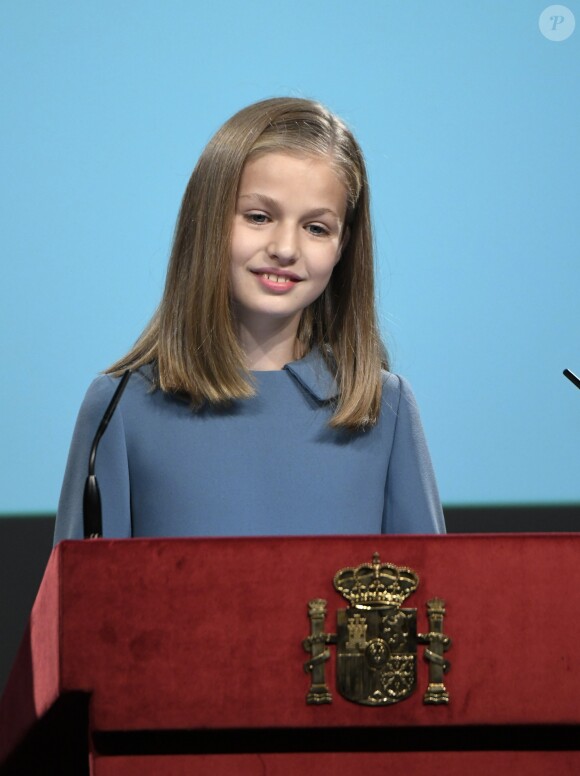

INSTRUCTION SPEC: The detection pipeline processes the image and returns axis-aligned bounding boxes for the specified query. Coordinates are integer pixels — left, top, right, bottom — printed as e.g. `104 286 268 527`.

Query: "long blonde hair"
108 97 388 429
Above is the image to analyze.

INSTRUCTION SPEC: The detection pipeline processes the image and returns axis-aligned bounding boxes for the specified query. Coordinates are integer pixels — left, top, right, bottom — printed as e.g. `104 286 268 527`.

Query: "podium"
1 534 580 775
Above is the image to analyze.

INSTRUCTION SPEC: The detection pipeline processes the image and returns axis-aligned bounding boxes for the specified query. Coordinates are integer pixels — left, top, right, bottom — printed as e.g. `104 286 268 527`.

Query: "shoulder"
74 374 119 425
77 368 155 420
378 371 425 433
380 370 416 407
82 373 120 402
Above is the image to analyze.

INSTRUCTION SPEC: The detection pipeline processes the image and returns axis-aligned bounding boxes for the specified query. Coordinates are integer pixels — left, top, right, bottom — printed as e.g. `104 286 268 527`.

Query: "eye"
244 212 270 225
306 223 330 237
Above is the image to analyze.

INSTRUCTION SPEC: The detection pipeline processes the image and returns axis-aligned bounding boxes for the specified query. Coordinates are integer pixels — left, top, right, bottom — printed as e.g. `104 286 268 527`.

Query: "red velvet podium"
1 534 580 775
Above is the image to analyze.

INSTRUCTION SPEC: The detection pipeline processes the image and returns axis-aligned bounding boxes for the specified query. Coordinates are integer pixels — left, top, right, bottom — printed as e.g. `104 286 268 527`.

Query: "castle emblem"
303 554 451 706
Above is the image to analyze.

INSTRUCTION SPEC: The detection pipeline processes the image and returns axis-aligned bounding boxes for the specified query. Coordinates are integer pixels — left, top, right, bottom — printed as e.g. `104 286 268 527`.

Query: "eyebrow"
237 193 341 220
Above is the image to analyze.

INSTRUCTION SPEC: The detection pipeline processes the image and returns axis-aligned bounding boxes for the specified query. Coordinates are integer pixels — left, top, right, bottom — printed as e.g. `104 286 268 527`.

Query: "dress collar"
284 348 339 402
138 348 339 402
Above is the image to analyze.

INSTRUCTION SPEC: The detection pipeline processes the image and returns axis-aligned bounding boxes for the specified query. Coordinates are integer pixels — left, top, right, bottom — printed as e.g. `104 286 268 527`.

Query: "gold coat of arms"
303 554 451 706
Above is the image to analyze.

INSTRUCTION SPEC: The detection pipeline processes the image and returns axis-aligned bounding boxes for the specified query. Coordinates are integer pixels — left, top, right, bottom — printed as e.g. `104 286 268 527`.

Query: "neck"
237 314 302 370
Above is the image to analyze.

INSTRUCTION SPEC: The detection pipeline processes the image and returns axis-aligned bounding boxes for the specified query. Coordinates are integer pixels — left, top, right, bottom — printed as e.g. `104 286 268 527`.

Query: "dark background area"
1 506 579 697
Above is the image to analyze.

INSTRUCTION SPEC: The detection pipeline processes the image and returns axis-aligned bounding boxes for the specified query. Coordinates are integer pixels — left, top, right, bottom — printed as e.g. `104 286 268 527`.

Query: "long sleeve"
54 375 132 543
382 376 445 534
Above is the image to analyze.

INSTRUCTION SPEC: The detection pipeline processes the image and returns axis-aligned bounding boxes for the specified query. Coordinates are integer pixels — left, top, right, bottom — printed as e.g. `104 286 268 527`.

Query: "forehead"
237 152 347 213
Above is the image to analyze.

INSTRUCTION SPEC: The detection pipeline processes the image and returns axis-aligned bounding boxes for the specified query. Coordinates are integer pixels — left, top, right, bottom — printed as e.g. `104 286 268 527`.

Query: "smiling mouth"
252 270 302 284
260 273 294 283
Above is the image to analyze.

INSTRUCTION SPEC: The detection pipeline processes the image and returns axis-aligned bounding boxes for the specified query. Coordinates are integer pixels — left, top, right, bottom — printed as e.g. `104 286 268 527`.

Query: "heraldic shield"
337 603 418 705
303 554 451 707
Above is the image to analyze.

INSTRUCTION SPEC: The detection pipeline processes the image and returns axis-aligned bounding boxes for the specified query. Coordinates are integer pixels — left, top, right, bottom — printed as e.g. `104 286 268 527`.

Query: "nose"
267 222 299 265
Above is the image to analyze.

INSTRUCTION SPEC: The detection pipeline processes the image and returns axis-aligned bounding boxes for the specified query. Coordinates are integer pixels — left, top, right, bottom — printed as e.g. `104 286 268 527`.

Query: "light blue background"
1 1 579 514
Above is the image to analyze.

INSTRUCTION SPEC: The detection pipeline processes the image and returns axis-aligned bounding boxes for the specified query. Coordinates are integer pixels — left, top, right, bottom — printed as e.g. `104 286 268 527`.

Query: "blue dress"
54 350 445 541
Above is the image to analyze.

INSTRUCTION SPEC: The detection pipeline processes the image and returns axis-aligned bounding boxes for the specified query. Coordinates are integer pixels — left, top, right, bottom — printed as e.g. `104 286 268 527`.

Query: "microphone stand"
564 369 580 391
83 370 132 538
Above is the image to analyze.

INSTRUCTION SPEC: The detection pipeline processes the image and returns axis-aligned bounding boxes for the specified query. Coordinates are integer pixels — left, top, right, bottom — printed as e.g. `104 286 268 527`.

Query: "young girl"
55 97 445 541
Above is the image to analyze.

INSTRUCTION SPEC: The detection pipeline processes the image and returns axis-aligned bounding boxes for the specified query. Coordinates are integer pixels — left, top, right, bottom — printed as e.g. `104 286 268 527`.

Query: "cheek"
230 226 251 266
317 246 341 278
318 248 342 290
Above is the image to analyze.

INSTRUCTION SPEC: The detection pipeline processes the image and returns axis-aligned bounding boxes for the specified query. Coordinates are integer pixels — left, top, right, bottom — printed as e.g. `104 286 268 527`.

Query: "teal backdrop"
1 1 579 514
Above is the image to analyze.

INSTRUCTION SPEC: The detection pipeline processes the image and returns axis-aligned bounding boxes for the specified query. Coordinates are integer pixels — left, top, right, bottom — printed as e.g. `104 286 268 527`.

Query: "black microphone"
83 370 132 539
563 369 580 391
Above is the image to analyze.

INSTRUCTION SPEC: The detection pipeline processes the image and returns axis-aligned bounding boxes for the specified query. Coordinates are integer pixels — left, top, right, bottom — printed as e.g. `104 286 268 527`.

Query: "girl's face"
230 151 347 337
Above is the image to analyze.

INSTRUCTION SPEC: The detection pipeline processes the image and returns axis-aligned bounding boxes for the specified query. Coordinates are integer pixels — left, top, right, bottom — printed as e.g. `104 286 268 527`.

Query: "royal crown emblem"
303 553 451 706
